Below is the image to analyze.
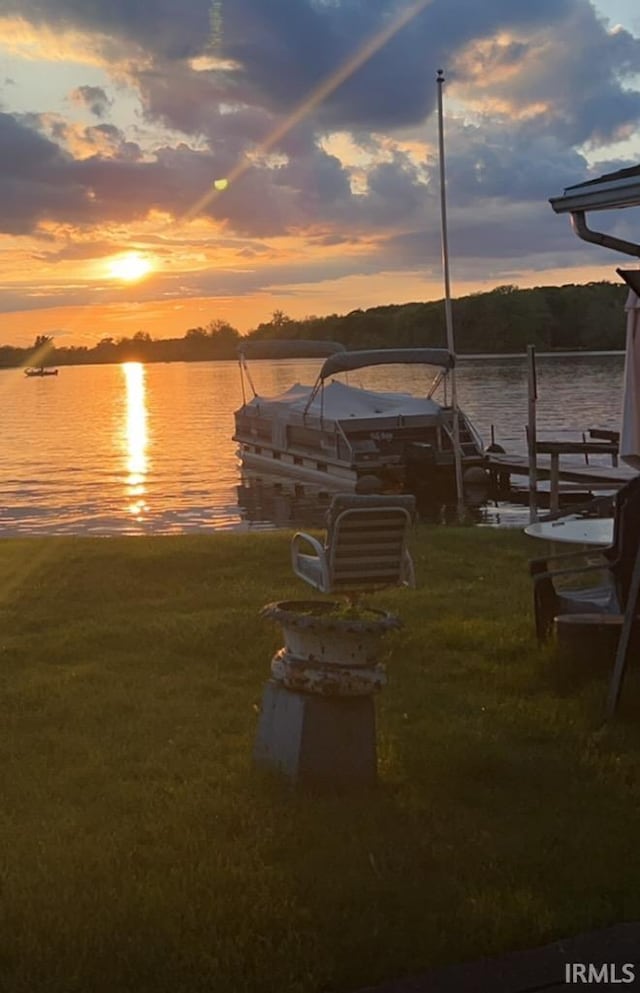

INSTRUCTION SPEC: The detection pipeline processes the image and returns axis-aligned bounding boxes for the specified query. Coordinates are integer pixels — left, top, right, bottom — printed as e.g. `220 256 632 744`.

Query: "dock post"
549 452 560 514
527 345 538 523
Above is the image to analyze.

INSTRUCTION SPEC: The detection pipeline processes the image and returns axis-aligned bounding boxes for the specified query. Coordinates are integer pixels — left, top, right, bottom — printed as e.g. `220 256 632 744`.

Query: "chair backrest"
611 474 640 607
323 494 416 594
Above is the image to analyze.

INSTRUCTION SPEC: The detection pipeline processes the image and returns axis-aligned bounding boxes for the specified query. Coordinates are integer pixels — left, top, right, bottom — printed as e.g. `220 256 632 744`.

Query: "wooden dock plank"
487 452 635 487
536 441 618 456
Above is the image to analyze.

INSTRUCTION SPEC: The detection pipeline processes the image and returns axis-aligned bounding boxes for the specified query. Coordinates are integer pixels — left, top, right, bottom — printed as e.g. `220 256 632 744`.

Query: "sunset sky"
1 0 640 346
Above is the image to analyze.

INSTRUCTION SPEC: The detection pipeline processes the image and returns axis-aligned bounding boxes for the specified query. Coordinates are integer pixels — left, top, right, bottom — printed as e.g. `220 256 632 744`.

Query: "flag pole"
436 68 464 519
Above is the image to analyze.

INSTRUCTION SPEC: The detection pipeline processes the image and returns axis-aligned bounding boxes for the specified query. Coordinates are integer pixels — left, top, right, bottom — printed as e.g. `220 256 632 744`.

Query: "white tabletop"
524 517 613 546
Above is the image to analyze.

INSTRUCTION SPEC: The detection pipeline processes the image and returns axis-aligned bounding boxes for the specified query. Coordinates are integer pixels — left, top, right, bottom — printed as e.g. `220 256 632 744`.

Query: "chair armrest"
531 561 610 585
291 531 330 591
402 549 416 588
529 548 606 576
531 559 615 643
291 531 324 559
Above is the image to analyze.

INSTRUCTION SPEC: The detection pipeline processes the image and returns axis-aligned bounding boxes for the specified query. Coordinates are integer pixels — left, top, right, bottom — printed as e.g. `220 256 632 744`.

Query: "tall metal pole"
436 69 464 518
527 344 538 524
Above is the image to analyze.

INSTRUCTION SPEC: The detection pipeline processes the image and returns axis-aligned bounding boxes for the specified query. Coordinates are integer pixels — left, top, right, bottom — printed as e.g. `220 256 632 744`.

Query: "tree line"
1 281 628 369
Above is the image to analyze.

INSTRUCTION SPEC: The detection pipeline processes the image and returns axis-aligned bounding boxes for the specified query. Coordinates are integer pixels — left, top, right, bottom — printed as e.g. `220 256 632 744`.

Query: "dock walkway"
486 428 636 512
487 452 635 488
487 422 636 520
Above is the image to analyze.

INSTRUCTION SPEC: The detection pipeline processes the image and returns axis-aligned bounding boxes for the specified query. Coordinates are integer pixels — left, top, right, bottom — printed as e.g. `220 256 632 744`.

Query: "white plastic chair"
291 494 416 596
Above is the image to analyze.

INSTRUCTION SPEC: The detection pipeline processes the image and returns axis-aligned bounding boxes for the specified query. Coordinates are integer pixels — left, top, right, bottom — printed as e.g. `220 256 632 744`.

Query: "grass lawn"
2 527 640 993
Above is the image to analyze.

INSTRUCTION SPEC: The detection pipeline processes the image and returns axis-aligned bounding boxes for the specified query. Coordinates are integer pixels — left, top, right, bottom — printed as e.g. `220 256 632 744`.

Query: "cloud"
0 112 87 234
30 239 128 262
210 0 577 131
0 3 211 62
0 0 639 318
70 84 112 118
32 114 144 160
6 2 640 147
454 5 640 148
0 109 413 238
424 118 590 206
5 0 634 139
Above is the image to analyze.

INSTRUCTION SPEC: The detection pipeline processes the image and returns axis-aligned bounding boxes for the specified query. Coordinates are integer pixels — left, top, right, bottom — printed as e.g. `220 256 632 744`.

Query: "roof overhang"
550 172 640 215
617 269 640 296
549 166 640 259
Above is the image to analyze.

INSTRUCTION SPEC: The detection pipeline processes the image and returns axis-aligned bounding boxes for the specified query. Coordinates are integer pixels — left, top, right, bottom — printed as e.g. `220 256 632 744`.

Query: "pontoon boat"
233 340 486 498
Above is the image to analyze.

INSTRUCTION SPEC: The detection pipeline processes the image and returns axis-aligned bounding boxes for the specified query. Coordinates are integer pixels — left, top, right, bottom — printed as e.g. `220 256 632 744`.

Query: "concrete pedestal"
253 679 377 789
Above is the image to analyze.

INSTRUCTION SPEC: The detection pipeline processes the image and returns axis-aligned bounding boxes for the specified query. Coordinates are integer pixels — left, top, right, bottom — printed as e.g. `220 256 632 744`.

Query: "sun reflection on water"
122 362 149 517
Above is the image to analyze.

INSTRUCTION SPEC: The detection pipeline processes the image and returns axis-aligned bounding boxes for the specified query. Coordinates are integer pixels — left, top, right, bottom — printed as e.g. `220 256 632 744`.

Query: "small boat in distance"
233 339 487 501
24 367 59 377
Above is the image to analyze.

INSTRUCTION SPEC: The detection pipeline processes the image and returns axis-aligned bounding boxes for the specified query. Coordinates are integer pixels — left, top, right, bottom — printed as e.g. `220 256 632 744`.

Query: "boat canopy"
237 339 345 359
243 379 442 421
318 348 454 381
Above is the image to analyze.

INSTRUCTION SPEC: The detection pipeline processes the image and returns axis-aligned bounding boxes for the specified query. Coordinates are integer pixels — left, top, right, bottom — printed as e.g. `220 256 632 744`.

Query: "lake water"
0 353 626 535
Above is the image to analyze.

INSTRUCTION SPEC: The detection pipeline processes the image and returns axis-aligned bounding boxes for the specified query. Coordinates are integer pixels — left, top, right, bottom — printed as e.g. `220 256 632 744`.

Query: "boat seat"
291 494 416 597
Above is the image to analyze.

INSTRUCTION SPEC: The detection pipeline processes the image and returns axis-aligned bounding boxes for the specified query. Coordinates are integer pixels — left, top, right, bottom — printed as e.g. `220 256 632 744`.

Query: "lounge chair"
291 494 416 599
529 474 640 641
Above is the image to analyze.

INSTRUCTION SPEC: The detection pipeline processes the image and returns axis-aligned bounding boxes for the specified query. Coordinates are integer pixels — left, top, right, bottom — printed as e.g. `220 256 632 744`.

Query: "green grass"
2 528 640 993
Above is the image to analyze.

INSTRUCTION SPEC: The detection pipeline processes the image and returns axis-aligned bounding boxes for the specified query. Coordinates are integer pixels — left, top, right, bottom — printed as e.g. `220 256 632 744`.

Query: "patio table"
524 517 613 546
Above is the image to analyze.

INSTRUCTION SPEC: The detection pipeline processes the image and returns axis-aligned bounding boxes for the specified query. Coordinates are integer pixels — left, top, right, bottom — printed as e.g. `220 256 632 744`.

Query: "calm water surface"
0 353 625 535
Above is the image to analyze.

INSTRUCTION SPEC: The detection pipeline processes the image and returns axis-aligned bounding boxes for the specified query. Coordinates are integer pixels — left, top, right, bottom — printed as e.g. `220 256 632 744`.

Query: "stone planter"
254 599 402 788
260 600 401 696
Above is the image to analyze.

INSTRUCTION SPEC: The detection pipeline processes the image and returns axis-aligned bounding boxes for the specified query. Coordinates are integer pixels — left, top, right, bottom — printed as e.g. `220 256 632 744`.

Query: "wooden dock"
486 431 635 516
507 346 634 516
487 452 635 488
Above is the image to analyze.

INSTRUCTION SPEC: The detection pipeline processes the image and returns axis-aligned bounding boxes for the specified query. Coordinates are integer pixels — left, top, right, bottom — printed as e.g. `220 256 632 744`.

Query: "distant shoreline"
1 282 629 367
0 348 628 372
458 350 625 360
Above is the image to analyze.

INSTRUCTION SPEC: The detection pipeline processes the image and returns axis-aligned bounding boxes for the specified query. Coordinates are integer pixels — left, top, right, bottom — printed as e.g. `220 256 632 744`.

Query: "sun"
107 252 153 282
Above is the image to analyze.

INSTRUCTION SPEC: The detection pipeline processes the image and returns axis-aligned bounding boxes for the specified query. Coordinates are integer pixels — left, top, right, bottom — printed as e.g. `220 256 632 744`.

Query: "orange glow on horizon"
0 263 626 348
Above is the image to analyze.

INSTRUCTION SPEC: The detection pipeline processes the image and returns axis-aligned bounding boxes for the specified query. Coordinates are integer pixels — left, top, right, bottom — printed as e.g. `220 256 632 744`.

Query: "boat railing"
462 411 485 454
237 339 346 404
440 410 484 458
334 421 354 463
